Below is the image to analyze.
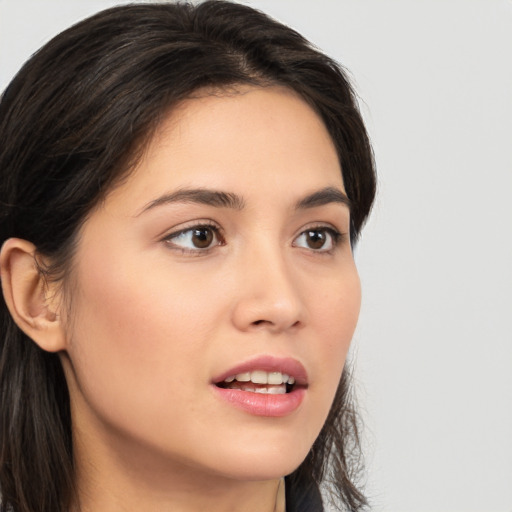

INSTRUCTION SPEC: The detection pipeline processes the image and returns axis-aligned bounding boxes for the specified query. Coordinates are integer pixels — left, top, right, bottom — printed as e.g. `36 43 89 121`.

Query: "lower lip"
212 386 306 417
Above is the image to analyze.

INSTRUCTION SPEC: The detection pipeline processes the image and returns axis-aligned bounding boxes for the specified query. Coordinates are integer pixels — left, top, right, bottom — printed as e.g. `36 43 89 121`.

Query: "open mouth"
212 359 308 416
215 370 297 395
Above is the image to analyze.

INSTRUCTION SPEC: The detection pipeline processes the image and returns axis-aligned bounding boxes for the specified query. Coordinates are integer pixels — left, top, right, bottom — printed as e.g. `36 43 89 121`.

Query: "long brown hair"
0 2 376 511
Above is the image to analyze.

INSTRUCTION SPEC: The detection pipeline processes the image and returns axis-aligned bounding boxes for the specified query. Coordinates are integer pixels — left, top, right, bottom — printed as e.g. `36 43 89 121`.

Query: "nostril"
250 319 301 329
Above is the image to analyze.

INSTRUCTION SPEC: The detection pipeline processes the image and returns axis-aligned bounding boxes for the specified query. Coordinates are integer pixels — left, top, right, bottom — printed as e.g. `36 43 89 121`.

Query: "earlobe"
0 238 67 352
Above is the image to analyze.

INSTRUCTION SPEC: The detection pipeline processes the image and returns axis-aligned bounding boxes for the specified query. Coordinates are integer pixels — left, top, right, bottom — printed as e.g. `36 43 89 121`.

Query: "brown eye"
165 224 222 252
191 227 214 248
293 227 339 252
305 230 327 249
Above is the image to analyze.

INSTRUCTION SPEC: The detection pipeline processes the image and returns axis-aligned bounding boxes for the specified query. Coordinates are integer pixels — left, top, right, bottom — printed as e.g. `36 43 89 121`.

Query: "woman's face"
60 85 361 482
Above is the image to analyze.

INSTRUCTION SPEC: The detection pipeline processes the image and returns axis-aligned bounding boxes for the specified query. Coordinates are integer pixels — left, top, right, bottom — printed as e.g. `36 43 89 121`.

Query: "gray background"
1 1 511 511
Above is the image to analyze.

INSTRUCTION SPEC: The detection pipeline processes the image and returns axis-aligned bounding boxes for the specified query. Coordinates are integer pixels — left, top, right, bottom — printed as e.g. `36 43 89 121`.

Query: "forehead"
108 85 344 210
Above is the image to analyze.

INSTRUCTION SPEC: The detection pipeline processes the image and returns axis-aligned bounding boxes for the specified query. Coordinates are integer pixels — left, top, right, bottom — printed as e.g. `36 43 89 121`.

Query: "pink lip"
212 355 308 386
211 355 308 418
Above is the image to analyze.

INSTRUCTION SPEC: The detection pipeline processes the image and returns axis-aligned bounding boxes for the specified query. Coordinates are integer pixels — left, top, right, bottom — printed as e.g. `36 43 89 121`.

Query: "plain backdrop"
1 1 511 511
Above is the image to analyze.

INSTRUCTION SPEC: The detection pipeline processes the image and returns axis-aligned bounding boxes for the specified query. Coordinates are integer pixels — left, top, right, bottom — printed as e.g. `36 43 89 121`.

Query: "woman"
0 2 376 511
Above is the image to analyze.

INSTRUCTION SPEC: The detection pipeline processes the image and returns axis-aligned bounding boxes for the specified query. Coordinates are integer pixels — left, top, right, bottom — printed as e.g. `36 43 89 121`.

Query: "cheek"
307 267 361 399
313 266 361 349
64 244 222 424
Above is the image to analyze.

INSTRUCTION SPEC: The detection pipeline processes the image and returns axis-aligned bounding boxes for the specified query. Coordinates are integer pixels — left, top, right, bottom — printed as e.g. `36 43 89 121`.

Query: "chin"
204 439 312 482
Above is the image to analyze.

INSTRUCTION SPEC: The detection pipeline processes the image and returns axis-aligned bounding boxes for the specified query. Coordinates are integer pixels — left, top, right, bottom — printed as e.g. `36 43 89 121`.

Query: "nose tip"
231 261 305 334
232 298 303 334
250 303 302 331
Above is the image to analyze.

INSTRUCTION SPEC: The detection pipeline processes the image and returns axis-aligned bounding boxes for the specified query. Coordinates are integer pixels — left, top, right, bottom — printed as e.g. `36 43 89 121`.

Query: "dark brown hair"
0 2 376 511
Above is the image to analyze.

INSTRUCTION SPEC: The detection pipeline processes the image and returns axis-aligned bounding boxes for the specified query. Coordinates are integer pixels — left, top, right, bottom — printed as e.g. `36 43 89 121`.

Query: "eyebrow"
139 185 350 215
139 188 245 215
295 186 351 210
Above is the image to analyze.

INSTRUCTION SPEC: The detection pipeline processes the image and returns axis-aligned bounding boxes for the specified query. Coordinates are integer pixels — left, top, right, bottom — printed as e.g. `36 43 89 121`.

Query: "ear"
0 238 67 352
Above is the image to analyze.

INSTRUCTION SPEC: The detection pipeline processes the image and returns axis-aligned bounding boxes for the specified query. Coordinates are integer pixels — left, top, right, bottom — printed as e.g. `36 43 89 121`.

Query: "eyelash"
162 222 345 255
292 225 344 254
162 221 225 255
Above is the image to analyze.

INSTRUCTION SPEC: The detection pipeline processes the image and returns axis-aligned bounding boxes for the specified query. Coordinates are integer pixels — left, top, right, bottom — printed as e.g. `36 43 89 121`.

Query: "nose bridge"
231 231 304 332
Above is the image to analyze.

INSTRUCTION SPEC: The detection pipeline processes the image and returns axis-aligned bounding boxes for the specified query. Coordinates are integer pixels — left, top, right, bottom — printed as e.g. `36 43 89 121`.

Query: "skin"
45 86 361 511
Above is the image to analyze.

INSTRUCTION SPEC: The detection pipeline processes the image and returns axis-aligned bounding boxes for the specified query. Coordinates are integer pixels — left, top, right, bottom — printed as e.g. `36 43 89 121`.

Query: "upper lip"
212 355 308 386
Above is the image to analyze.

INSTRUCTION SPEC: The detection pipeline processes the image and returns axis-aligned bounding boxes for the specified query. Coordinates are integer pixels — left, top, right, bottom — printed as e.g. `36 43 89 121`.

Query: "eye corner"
161 221 225 255
292 225 347 253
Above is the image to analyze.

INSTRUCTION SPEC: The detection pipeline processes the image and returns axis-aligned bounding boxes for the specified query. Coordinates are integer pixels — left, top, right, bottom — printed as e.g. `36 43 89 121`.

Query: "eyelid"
292 223 347 252
294 222 344 238
160 220 225 254
161 219 219 235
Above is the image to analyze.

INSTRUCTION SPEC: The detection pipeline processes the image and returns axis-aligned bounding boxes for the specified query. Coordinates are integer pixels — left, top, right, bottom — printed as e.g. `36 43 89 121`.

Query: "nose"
230 243 305 334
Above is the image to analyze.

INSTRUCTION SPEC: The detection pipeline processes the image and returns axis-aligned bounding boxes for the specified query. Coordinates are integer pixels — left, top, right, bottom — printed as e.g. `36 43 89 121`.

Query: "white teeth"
240 385 255 392
224 370 296 385
267 385 287 395
268 372 282 385
251 370 268 384
254 385 286 394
